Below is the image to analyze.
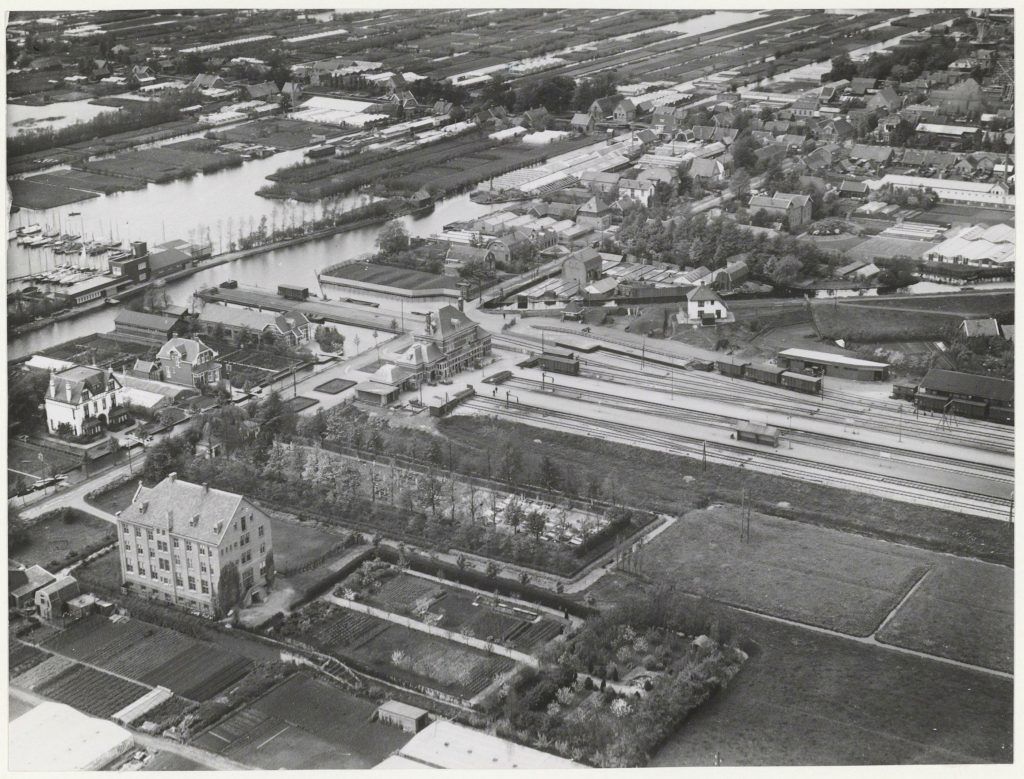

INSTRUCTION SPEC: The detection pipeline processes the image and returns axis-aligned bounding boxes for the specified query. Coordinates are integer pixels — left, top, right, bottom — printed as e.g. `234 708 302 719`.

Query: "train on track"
715 358 823 396
892 370 1013 426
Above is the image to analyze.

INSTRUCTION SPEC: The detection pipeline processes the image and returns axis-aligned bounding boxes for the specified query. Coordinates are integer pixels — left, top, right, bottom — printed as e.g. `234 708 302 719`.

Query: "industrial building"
915 368 1013 423
8 702 135 771
776 349 889 381
319 261 463 308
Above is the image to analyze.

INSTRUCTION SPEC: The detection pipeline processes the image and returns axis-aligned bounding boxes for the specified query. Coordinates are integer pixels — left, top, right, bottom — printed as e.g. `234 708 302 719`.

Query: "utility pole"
702 440 707 472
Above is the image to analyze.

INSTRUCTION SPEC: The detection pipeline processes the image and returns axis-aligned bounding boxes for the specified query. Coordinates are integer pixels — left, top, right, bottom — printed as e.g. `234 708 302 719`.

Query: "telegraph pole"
702 441 707 472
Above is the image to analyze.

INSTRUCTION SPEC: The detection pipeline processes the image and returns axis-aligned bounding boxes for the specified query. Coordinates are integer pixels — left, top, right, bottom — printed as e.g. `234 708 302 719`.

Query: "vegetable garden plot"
9 639 49 677
12 654 77 690
310 609 390 651
142 643 254 701
102 629 196 679
41 614 147 663
38 664 151 719
314 378 356 395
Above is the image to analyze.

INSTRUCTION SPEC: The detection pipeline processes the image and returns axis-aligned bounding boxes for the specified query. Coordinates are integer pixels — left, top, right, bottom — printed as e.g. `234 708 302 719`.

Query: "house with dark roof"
156 337 222 388
867 86 901 113
748 192 812 230
589 95 620 120
520 107 550 131
613 99 637 123
571 112 595 133
44 366 127 438
122 474 274 614
838 180 870 198
847 77 877 96
244 81 279 100
576 195 614 228
9 566 56 611
113 308 186 345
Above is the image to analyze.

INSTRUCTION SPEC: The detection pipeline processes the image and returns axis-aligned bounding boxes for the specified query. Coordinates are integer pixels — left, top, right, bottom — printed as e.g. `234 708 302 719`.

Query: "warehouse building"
867 174 1014 210
9 702 134 771
776 348 889 381
915 368 1013 423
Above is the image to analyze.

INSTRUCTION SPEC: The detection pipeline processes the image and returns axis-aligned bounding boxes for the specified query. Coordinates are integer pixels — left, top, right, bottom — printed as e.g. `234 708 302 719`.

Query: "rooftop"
130 474 246 545
779 348 889 369
392 720 583 770
920 368 1014 403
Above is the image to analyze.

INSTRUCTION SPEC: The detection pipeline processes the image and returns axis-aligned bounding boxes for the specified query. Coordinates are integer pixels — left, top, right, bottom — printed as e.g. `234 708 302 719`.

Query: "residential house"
156 337 222 388
561 247 603 288
589 96 620 120
196 305 313 345
570 112 596 133
867 87 901 113
617 178 655 207
432 99 453 117
521 107 550 131
120 474 275 615
789 96 819 118
189 73 226 90
682 286 729 323
748 192 813 230
9 566 56 611
579 170 621 195
443 243 500 273
45 366 128 438
931 78 988 115
244 82 279 100
815 118 854 142
575 196 614 228
35 577 80 622
613 99 636 123
838 180 870 199
848 144 895 165
847 77 877 96
687 157 725 182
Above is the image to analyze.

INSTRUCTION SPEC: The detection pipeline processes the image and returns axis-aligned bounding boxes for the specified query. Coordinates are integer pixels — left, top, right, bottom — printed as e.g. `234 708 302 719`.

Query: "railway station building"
776 348 889 381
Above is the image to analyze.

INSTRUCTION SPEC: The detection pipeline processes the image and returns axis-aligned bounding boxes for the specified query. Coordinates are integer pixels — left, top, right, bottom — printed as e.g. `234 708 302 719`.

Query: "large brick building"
118 474 273 616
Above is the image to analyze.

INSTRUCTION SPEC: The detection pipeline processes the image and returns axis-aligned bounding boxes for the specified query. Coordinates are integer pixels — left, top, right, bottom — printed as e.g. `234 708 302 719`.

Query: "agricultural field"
8 177 100 209
79 140 243 184
194 673 409 770
23 168 148 197
279 602 515 699
636 506 930 636
876 558 1013 673
8 509 116 570
221 347 308 388
39 614 254 701
11 654 77 691
38 332 153 368
37 664 150 719
351 570 565 652
9 639 50 677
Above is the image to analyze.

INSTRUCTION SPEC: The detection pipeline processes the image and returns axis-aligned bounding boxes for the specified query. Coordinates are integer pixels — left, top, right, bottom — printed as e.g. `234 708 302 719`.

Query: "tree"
763 255 803 285
729 169 751 202
315 325 345 353
377 219 410 256
217 562 242 617
505 497 525 533
526 509 547 541
264 550 276 586
537 455 561 492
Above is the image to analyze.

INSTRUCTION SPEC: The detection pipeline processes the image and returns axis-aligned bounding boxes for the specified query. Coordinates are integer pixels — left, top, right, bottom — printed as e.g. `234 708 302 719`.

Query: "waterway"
7 191 492 359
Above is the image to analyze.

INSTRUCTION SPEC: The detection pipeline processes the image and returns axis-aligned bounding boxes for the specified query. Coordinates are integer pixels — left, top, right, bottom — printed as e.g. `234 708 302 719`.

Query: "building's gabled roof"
131 475 244 545
562 246 603 270
37 576 79 602
920 368 1013 403
446 243 491 262
431 306 477 339
570 112 593 126
156 337 217 364
10 566 56 600
578 195 612 214
48 366 117 405
114 309 182 332
198 304 309 334
687 285 722 303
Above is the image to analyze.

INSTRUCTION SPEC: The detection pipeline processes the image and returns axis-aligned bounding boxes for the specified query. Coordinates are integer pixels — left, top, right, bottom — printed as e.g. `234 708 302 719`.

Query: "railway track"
504 376 1013 485
462 395 1010 520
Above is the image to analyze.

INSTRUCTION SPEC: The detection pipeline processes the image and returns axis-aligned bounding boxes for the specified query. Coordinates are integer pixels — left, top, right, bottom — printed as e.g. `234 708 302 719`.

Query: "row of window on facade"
124 558 211 593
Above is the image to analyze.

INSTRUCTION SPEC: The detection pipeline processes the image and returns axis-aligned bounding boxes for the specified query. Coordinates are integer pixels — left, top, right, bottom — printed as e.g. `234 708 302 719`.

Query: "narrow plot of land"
9 177 99 209
9 510 116 570
638 506 928 636
194 673 410 770
876 559 1013 673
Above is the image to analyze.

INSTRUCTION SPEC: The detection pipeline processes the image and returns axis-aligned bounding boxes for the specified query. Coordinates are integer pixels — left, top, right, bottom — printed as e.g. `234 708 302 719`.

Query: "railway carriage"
780 371 822 395
891 381 918 401
715 358 749 378
989 406 1014 425
745 362 785 387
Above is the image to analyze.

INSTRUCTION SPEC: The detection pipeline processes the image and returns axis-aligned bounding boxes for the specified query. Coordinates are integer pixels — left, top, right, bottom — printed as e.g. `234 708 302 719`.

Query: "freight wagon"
780 371 822 395
714 359 822 396
902 369 1013 425
538 347 580 376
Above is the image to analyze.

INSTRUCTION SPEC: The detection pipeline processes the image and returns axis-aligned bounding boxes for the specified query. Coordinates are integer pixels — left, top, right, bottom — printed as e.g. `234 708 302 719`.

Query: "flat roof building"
9 702 134 771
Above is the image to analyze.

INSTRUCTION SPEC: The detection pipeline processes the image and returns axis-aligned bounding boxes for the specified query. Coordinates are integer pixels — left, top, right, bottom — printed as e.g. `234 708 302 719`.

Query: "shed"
736 422 779 447
355 381 400 407
777 348 889 381
376 700 430 733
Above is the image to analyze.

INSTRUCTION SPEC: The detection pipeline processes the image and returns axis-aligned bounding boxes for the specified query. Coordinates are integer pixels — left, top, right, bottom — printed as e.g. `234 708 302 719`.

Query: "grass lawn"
271 513 351 572
638 506 928 636
73 547 123 593
315 378 356 394
10 512 116 570
9 178 100 209
285 396 319 413
86 478 142 515
876 558 1013 673
581 573 1014 767
436 416 1012 566
647 598 1013 766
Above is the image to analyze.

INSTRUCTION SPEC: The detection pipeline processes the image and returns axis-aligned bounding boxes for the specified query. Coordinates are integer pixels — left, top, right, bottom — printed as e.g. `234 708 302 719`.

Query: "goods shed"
915 368 1013 423
355 381 400 406
777 348 889 381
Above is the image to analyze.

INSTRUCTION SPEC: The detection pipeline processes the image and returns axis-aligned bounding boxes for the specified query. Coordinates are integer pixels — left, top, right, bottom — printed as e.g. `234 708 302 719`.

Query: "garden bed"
314 378 356 394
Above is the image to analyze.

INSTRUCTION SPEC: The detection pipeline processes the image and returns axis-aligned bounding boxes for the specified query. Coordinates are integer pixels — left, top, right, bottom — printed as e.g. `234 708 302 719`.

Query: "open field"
37 664 150 719
9 177 100 209
811 291 1015 341
876 559 1013 673
638 507 928 636
25 168 148 196
9 438 84 482
195 673 410 769
39 333 153 368
9 510 116 569
86 477 141 515
209 118 339 150
271 514 351 572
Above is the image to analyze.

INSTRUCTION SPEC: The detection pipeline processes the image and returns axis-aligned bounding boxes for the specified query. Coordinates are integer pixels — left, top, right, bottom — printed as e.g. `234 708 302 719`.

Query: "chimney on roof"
65 383 73 403
168 472 177 483
140 501 149 514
